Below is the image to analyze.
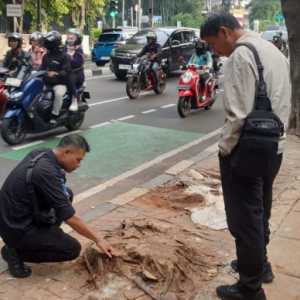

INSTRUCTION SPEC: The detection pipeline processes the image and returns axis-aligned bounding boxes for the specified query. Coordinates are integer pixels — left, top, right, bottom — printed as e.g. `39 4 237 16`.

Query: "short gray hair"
57 134 90 152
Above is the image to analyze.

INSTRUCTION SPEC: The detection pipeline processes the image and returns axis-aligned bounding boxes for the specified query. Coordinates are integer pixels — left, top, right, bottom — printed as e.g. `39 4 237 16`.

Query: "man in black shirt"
137 31 162 89
0 134 117 278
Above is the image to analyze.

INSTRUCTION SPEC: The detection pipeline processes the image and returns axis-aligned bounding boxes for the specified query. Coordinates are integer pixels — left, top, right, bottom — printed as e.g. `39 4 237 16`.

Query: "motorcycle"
126 56 167 99
177 64 218 118
1 67 90 145
0 68 8 118
0 59 33 119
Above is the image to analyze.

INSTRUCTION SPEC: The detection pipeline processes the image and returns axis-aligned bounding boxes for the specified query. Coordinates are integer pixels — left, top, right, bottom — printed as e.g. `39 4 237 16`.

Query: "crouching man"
0 134 117 278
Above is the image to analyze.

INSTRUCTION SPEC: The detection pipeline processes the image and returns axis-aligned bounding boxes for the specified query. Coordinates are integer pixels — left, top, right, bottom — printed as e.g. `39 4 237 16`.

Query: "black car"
110 27 197 80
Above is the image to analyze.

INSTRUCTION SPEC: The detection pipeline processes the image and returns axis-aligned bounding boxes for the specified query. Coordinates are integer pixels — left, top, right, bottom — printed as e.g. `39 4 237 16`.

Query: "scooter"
1 68 90 145
177 64 218 118
126 56 167 99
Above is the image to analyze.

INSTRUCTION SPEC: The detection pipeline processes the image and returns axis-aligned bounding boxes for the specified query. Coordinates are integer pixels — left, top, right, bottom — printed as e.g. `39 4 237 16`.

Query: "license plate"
178 85 191 90
101 56 110 60
119 64 130 70
5 77 22 87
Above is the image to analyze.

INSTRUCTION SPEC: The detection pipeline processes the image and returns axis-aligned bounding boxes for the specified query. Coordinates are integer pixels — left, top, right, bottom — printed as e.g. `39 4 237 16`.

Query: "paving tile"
269 236 300 278
277 211 300 240
264 272 300 300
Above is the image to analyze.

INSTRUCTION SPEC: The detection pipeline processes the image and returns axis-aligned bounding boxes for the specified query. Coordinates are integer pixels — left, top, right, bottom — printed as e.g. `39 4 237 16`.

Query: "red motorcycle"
0 68 9 118
177 64 218 118
126 56 166 99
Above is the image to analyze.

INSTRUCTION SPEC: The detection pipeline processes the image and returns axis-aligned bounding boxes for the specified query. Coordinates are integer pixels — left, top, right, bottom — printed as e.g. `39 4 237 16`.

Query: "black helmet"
195 39 207 56
146 31 157 44
66 28 82 46
7 32 22 48
43 31 62 50
30 31 43 44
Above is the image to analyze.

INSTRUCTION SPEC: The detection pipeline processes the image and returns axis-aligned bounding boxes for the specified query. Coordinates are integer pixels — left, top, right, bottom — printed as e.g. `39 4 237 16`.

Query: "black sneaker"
216 283 267 300
1 246 32 278
231 260 274 284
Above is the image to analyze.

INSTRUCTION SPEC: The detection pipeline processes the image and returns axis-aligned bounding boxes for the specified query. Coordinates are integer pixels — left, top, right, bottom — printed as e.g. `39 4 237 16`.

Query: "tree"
281 0 300 135
248 0 282 31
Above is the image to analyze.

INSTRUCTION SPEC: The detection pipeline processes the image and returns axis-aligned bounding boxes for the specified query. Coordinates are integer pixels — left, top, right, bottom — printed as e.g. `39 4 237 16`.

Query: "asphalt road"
0 69 226 191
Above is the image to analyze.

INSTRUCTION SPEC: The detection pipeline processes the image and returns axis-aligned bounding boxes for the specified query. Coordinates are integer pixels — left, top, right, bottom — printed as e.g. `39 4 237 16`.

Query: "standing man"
0 134 117 278
201 13 291 300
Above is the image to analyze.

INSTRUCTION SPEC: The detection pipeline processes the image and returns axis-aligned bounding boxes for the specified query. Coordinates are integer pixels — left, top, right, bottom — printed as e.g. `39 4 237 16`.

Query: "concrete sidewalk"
0 135 300 300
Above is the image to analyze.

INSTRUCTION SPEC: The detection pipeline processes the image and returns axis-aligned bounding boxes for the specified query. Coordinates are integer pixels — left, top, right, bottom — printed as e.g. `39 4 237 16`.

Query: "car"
110 27 198 80
91 29 129 67
261 29 288 42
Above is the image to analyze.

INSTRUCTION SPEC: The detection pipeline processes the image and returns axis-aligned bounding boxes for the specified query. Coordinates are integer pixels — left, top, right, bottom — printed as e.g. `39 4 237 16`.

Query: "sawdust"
82 218 223 300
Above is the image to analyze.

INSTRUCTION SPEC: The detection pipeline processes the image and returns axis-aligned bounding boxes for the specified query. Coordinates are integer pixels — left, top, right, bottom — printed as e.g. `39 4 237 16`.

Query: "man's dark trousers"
219 152 282 293
11 226 81 263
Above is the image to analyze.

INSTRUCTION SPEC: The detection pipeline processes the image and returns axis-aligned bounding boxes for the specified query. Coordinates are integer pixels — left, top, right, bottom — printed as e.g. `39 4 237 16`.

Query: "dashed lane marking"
141 109 157 114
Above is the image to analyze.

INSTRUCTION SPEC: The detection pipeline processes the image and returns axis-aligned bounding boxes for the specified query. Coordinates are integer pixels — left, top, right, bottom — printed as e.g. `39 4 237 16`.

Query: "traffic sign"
275 13 284 24
6 4 23 17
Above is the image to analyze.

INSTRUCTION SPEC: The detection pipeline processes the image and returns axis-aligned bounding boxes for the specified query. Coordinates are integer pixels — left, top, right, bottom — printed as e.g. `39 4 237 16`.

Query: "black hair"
200 13 242 39
57 134 90 152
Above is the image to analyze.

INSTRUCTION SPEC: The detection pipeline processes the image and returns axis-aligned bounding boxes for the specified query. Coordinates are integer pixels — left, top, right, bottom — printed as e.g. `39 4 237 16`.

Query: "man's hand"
48 71 58 77
96 239 120 258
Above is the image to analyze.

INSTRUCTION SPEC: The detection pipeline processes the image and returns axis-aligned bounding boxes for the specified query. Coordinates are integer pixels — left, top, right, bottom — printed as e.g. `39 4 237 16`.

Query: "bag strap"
235 42 272 111
26 152 47 215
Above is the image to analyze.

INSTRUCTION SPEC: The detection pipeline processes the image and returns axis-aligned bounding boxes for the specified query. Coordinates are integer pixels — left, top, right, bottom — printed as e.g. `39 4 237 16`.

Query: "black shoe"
231 260 274 284
216 283 266 300
1 246 32 278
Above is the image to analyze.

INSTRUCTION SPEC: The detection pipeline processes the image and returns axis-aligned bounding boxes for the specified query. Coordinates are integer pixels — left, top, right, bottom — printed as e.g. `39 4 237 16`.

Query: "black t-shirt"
139 43 162 61
0 149 75 246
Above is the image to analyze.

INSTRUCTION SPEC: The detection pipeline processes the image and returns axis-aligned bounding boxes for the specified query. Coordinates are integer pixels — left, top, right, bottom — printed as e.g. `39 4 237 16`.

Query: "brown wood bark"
281 0 300 135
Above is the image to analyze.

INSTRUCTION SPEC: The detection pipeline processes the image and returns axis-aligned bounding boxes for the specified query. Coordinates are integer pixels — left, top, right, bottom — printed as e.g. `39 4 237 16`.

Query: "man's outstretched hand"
96 239 120 258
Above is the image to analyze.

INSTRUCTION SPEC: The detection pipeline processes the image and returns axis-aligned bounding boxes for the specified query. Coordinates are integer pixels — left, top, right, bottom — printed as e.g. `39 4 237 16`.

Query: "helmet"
43 31 62 50
7 32 22 48
30 31 43 45
66 28 82 46
146 31 157 44
195 39 207 56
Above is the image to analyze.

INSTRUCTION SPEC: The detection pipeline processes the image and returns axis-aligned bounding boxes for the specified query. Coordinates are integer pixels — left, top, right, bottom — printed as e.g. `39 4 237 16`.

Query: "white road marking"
161 104 176 109
89 96 128 107
73 127 222 204
87 74 115 81
56 130 83 138
117 115 135 121
12 141 44 151
89 121 111 129
142 109 157 114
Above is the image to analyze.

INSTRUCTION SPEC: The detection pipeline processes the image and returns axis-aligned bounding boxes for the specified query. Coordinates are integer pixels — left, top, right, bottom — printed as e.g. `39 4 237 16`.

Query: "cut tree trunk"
281 0 300 136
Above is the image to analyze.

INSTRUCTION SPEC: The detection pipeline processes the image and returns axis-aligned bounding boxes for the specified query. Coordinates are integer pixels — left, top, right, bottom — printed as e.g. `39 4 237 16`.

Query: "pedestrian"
0 134 118 278
200 13 291 300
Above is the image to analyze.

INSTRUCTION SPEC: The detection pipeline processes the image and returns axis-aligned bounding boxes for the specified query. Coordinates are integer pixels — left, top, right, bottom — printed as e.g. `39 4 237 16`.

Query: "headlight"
9 91 23 101
132 64 139 71
182 71 193 83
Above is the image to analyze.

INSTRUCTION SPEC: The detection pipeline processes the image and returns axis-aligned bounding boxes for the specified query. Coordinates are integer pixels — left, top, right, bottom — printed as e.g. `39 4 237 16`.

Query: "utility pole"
149 0 154 28
138 0 142 30
37 0 42 31
122 0 125 26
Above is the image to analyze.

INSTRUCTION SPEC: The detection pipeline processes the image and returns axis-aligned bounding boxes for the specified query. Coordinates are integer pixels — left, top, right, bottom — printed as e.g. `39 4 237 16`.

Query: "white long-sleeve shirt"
219 31 291 156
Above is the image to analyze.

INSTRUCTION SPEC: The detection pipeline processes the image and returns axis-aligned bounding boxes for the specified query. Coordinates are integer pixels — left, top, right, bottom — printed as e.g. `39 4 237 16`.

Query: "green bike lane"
0 121 203 193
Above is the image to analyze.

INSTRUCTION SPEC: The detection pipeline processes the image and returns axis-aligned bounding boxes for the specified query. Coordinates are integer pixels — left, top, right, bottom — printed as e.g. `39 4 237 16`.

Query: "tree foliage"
248 0 282 31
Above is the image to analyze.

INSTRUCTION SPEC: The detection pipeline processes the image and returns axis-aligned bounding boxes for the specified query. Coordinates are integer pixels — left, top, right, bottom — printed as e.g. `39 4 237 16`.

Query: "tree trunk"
281 0 300 136
80 1 86 32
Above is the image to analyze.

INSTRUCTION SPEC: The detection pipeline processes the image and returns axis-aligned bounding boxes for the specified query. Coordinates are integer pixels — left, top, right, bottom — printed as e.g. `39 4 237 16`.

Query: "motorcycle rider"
137 31 162 89
188 40 213 100
64 28 85 112
40 31 71 124
28 32 46 71
3 33 27 75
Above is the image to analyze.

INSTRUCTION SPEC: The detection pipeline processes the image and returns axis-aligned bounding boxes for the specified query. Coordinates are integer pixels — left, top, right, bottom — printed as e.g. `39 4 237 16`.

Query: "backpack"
230 43 284 177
